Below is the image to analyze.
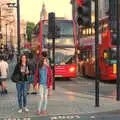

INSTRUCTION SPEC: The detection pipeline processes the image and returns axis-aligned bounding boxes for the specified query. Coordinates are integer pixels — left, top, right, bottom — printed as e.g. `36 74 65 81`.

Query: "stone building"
98 0 109 18
0 0 26 49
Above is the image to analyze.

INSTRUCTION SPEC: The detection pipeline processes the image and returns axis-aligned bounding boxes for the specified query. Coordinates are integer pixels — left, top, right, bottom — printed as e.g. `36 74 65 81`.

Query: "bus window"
65 56 75 64
103 48 117 65
82 29 86 36
88 28 92 35
86 29 89 36
103 50 109 64
79 49 91 61
109 48 117 64
103 51 108 59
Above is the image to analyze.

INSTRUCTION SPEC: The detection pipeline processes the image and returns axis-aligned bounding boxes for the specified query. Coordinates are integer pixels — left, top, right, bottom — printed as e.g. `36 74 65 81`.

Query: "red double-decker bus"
39 19 77 78
78 16 116 80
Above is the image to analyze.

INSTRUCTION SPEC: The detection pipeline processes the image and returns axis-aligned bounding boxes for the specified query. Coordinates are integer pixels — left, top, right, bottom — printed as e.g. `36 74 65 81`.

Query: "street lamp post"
17 0 20 58
7 0 20 61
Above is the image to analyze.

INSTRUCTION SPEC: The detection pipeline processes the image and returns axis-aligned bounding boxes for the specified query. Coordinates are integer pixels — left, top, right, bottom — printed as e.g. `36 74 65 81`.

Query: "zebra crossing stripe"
50 115 81 120
3 118 32 120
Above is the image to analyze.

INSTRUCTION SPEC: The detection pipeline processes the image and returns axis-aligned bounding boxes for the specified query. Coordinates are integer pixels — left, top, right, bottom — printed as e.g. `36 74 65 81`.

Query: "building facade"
0 0 26 49
98 0 109 18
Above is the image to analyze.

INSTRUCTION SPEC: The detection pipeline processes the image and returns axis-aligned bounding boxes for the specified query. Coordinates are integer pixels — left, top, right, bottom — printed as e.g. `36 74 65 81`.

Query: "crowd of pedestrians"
9 51 53 115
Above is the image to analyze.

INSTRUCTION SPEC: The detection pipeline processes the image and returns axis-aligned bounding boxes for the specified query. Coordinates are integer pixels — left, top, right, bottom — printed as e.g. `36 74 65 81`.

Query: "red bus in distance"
39 19 77 78
77 16 116 80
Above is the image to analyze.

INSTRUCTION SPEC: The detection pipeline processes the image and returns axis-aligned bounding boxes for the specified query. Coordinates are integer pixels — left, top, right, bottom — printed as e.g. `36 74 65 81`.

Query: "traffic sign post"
95 0 100 107
116 0 120 101
48 12 56 90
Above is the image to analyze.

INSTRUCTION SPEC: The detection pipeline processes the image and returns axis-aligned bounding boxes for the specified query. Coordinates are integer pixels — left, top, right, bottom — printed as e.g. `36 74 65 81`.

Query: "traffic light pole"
116 0 120 101
48 12 56 90
52 37 55 90
95 0 100 107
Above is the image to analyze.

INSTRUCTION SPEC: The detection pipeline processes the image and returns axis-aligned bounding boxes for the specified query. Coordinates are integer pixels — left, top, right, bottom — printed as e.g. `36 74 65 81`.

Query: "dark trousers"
16 82 28 108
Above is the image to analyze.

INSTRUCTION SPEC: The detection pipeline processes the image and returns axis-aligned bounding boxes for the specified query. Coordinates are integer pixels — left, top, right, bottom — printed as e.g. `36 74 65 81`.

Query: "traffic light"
48 12 55 39
77 0 91 27
111 31 117 45
109 0 117 30
55 25 60 38
109 0 117 45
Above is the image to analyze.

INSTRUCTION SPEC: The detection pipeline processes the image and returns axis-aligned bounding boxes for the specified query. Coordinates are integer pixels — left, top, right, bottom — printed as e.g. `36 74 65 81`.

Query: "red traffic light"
77 0 83 5
77 0 91 27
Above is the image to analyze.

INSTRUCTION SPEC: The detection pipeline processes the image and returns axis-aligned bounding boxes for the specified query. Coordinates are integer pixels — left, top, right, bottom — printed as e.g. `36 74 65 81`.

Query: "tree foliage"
26 22 35 42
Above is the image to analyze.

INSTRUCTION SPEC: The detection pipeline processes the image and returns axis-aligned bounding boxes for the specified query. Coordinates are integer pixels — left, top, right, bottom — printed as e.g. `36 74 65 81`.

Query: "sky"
18 0 72 24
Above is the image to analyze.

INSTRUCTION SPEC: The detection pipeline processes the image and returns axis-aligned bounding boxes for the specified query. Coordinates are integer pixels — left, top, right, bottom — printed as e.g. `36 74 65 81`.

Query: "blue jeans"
38 85 48 112
16 82 28 108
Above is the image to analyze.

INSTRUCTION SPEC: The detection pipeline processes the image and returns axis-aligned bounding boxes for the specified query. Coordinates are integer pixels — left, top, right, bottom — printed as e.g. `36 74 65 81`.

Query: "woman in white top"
0 55 8 96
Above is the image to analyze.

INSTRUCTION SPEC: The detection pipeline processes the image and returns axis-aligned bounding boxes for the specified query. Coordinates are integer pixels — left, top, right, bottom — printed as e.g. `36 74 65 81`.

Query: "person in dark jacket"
27 53 36 94
13 54 30 113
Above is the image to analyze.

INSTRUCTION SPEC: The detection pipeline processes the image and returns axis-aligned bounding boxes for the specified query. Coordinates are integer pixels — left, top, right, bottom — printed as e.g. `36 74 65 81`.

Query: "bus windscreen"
42 20 75 65
42 20 73 36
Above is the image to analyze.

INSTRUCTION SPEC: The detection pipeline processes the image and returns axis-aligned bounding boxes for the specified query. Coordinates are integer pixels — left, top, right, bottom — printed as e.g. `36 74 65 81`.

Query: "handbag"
11 73 21 83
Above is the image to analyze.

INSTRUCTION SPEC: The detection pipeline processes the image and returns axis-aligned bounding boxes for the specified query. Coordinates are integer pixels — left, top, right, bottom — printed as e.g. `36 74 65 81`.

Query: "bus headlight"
69 67 75 72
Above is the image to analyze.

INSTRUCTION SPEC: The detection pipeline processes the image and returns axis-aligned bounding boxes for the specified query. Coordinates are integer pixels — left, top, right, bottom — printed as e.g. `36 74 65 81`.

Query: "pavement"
1 78 120 120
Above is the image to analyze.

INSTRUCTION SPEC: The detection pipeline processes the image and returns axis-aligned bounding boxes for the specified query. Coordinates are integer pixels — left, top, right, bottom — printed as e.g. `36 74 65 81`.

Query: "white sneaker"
24 107 29 112
18 109 22 113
